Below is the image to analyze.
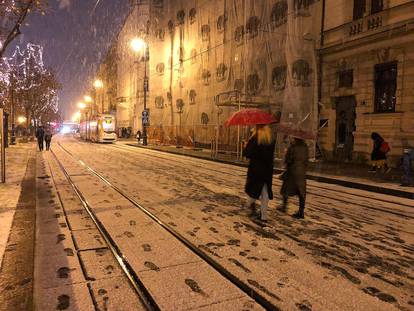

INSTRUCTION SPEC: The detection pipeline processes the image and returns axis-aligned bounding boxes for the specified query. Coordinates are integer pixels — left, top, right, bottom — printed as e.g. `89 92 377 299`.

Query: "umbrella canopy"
224 109 277 127
276 122 316 140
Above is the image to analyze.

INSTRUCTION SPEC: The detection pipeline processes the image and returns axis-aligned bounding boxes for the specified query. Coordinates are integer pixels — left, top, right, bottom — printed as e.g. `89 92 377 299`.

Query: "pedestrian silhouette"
244 124 276 222
279 137 309 219
136 130 142 144
44 127 53 151
369 132 390 173
35 126 45 151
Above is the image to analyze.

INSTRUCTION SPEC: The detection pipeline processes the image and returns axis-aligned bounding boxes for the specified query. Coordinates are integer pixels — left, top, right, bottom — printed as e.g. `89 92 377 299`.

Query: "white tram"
80 114 117 143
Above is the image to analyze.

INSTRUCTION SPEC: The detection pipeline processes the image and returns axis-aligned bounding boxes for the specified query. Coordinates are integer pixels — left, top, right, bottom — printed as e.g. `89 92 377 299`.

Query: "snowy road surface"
52 136 414 311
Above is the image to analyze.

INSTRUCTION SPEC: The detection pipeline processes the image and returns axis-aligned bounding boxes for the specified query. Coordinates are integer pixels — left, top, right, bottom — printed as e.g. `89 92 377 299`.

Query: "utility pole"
0 108 6 183
10 76 16 145
142 46 148 146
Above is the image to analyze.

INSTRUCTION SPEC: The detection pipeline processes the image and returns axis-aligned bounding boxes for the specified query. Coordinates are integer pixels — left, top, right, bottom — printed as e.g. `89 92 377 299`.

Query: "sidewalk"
121 141 414 200
0 143 36 310
0 143 36 268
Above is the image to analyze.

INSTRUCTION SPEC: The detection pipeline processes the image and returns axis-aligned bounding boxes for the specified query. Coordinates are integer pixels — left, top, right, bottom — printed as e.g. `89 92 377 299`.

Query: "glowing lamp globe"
130 38 146 53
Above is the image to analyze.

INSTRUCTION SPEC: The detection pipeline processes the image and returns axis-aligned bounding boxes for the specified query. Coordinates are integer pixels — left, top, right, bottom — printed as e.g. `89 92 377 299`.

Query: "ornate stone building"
112 0 322 150
319 0 414 164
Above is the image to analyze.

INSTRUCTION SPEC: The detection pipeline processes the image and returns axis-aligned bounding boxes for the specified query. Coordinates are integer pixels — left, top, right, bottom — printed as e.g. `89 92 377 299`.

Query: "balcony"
349 13 383 36
323 2 414 51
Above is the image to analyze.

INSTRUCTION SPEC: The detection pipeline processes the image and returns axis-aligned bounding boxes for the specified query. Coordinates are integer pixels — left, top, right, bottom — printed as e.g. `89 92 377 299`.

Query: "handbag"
380 141 390 154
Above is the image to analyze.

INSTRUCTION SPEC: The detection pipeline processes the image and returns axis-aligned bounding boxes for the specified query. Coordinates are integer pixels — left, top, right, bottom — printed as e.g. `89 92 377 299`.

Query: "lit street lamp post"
79 99 91 140
131 38 148 146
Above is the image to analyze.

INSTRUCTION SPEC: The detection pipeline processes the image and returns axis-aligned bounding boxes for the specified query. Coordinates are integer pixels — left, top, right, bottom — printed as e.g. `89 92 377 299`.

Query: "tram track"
53 141 279 311
104 142 414 219
52 138 414 310
50 147 158 311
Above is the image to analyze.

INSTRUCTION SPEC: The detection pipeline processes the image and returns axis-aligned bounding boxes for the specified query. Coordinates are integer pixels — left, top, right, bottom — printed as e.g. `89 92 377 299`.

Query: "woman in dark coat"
244 124 276 222
370 132 389 172
279 137 309 219
44 127 53 151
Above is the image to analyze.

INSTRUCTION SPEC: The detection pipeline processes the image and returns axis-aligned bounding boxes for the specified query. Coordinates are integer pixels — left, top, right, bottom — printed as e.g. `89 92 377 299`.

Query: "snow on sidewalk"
0 143 35 269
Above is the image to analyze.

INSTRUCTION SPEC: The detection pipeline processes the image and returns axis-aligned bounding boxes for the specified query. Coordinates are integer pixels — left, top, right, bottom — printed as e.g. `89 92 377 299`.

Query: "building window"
371 0 383 14
338 69 353 88
374 62 397 113
353 0 366 20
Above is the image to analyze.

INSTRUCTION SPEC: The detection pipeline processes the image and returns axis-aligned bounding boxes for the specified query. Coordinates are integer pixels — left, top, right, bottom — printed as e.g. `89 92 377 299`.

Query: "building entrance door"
335 96 356 161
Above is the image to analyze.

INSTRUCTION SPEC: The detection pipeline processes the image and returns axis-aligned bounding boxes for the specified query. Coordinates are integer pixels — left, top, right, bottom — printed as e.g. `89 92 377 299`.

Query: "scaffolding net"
143 0 321 153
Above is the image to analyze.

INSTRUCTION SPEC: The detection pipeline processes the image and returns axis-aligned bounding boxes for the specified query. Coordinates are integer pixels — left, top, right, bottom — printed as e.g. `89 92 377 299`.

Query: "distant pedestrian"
35 126 45 151
401 148 414 186
369 132 390 173
136 130 142 144
44 127 53 151
243 124 276 222
279 137 309 219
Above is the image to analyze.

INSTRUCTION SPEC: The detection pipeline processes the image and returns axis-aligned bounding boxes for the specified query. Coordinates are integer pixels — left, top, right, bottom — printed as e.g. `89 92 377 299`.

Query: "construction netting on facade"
132 0 321 156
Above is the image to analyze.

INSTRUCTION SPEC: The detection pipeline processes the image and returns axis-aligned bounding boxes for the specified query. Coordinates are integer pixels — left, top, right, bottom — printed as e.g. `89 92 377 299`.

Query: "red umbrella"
224 109 277 127
276 122 316 140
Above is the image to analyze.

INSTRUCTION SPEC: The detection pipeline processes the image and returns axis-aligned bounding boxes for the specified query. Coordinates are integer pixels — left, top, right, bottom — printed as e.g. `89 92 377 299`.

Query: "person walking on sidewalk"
279 137 309 219
136 130 142 144
35 126 45 151
369 132 390 173
44 127 53 151
401 147 414 186
243 124 276 223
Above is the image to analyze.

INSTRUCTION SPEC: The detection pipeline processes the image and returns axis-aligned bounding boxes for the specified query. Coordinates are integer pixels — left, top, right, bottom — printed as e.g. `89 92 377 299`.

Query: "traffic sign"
142 109 150 126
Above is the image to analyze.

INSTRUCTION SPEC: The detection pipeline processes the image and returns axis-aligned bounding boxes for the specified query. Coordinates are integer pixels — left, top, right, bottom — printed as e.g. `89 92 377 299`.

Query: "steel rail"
50 148 159 311
56 141 281 311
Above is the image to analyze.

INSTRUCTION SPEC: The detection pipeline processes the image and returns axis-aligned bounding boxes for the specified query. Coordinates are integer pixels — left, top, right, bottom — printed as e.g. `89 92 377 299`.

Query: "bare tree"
0 0 47 58
1 43 60 131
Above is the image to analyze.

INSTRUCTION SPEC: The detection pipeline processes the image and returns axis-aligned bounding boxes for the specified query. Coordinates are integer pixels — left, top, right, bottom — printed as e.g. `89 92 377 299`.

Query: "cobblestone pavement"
50 136 413 311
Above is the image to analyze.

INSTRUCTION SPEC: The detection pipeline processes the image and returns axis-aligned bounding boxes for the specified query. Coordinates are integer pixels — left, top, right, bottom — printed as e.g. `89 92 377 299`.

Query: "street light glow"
84 95 93 103
94 79 103 89
17 116 26 124
72 111 81 122
78 102 86 109
130 37 146 53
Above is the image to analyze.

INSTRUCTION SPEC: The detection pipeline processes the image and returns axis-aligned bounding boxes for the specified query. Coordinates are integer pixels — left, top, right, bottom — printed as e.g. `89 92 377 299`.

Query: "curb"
125 143 414 200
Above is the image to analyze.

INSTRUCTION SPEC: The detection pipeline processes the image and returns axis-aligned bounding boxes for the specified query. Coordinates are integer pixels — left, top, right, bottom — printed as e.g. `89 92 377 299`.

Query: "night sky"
10 0 131 119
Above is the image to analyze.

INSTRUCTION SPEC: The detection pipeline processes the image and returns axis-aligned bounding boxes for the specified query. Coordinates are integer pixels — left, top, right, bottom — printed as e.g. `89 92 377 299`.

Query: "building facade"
319 0 414 165
113 0 322 151
95 43 118 117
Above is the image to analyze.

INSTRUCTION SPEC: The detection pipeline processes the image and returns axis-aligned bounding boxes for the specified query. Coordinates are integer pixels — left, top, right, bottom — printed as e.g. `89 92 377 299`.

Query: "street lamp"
93 79 103 89
72 111 81 123
17 116 26 124
130 37 149 146
78 102 86 110
84 95 93 103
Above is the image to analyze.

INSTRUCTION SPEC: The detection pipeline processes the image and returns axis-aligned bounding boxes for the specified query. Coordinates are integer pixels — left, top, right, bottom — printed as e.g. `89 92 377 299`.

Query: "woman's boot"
249 202 256 216
293 196 305 219
277 197 288 213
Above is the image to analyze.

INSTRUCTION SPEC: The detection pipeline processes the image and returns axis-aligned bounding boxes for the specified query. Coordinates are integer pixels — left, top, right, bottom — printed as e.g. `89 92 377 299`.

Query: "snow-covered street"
47 136 414 311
